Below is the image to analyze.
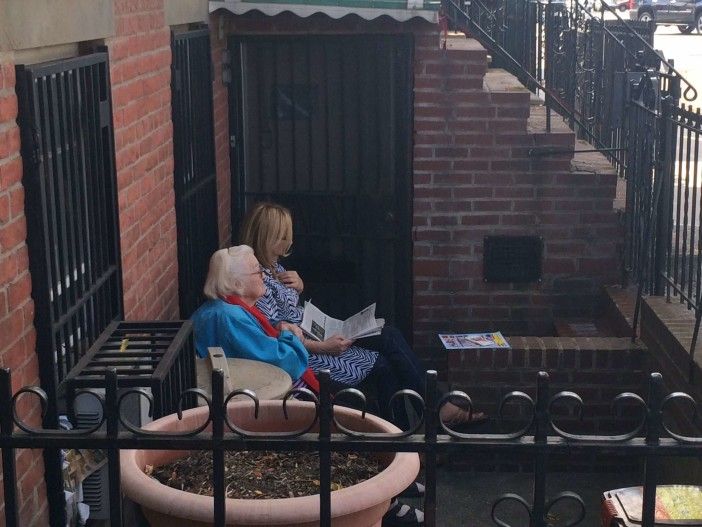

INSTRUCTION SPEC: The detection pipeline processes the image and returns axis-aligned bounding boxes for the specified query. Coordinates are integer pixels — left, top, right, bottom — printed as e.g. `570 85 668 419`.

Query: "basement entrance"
228 34 414 336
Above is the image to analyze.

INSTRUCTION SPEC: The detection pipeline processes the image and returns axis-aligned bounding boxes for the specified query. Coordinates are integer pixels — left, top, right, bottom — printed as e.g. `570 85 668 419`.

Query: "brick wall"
641 298 702 436
411 37 622 364
0 53 49 527
109 0 179 320
210 12 232 247
447 336 649 470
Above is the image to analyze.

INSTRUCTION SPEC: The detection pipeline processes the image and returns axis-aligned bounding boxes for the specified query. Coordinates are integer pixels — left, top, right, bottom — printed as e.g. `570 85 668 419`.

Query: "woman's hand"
319 335 354 356
278 270 304 293
277 321 304 340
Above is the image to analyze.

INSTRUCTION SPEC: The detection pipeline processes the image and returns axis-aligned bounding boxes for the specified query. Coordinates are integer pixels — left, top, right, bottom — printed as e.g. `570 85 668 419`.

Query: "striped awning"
209 0 440 23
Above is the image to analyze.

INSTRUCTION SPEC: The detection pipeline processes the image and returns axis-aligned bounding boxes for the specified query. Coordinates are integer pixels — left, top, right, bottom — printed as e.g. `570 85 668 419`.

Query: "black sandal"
397 481 425 499
382 499 424 527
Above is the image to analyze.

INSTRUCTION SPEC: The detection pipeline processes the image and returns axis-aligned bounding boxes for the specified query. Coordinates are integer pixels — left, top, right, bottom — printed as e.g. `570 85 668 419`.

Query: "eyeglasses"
247 269 264 278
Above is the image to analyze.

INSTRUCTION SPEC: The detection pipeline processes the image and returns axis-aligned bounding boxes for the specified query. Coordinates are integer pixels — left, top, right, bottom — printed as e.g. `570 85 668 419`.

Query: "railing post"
544 0 553 133
318 370 332 527
532 372 550 527
642 373 663 527
105 369 123 526
424 370 438 527
654 95 676 296
0 369 19 527
211 369 226 527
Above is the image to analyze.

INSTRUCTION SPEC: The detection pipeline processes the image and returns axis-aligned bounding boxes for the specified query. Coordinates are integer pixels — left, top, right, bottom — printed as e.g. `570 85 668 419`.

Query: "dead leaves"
149 450 380 499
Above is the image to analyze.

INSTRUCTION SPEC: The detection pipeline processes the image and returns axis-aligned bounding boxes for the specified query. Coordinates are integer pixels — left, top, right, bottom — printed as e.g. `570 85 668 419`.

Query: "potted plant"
120 400 420 527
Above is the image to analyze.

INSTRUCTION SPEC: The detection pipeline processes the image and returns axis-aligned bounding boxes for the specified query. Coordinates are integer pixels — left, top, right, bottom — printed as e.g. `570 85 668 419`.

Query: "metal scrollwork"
441 390 534 440
333 388 424 438
544 491 587 527
117 388 212 436
222 388 319 438
549 390 647 441
660 392 702 443
491 493 532 527
12 387 106 436
491 491 586 527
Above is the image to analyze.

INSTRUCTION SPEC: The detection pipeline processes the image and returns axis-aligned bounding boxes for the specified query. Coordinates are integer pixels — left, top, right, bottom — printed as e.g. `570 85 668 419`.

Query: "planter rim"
121 400 420 524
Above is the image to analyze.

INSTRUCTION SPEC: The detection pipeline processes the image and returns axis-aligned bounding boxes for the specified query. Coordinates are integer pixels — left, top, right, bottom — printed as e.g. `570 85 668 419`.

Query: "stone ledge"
0 0 114 51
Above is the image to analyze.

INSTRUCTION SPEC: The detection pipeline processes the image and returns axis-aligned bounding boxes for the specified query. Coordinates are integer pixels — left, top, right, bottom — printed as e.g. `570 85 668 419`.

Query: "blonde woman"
240 202 486 430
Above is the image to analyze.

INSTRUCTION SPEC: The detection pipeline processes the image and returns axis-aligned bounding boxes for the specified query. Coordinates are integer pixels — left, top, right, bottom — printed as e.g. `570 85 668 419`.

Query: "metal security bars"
171 29 219 318
1 368 701 527
15 51 124 413
15 50 123 526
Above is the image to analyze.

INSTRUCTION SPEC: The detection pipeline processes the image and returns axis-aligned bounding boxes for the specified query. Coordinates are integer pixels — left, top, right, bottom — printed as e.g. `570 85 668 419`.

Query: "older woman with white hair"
191 245 319 391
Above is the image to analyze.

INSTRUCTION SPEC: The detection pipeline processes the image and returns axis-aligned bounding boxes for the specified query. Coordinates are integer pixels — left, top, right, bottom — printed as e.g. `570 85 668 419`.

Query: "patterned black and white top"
256 263 378 386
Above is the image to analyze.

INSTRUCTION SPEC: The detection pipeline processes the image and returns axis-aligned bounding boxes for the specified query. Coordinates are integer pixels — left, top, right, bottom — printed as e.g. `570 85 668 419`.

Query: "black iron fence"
626 88 702 376
1 368 701 526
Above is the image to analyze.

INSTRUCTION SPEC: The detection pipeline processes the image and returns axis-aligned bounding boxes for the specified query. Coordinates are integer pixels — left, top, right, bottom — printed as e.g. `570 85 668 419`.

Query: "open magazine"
438 332 510 350
300 301 385 341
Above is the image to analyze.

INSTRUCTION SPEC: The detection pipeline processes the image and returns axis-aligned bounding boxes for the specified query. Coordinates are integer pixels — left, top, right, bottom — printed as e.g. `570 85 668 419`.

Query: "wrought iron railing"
1 368 701 527
626 86 702 378
441 0 697 162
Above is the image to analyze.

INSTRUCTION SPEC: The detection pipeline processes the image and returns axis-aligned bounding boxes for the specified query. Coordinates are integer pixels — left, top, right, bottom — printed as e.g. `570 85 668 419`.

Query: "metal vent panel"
483 235 543 283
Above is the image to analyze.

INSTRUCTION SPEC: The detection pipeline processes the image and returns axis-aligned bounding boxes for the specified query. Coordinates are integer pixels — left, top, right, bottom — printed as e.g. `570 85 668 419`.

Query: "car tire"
697 12 702 34
619 4 626 12
678 25 694 34
638 11 655 31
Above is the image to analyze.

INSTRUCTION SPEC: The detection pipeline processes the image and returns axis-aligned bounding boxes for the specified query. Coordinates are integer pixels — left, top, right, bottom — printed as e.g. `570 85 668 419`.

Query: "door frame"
226 33 414 338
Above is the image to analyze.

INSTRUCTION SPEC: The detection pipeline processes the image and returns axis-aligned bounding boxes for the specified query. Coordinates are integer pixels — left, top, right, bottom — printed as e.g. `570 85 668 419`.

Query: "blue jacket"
191 299 309 381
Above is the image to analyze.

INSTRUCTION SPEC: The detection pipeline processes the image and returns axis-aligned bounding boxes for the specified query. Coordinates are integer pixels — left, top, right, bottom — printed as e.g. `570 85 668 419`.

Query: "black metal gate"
172 29 219 318
228 35 413 335
15 50 124 526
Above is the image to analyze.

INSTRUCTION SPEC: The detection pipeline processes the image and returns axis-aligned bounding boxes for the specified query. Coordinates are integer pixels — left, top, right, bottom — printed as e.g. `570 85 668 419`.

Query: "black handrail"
442 0 610 152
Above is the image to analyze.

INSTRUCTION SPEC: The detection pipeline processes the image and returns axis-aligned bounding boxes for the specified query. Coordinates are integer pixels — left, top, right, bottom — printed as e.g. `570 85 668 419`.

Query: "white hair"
202 245 255 299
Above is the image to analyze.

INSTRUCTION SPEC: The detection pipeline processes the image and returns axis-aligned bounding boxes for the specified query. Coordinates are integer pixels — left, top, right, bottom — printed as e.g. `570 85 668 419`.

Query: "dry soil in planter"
148 450 381 499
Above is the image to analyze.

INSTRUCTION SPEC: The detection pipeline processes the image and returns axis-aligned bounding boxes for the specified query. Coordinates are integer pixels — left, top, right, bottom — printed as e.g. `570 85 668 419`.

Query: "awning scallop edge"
209 0 439 23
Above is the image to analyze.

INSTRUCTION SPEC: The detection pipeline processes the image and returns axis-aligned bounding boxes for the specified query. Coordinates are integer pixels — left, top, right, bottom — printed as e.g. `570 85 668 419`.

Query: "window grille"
15 51 123 416
171 29 219 318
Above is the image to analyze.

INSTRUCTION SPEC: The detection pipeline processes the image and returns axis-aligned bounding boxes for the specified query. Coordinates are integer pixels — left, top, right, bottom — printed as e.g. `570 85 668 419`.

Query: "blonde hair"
239 202 293 271
202 245 255 299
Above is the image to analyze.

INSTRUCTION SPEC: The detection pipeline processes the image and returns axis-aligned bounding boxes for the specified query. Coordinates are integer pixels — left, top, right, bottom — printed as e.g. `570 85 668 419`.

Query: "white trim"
209 1 439 23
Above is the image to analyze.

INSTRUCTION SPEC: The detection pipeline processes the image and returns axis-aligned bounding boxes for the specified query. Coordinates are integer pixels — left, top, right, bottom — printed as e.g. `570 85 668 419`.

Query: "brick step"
553 317 622 337
527 104 576 152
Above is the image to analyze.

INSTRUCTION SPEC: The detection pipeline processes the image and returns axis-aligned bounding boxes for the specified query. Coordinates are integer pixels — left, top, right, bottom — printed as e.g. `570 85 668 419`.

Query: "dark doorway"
171 29 219 318
229 34 413 336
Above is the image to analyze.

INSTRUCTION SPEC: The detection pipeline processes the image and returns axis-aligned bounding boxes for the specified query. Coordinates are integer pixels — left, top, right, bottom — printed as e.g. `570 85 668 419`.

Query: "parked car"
627 0 702 33
595 0 629 12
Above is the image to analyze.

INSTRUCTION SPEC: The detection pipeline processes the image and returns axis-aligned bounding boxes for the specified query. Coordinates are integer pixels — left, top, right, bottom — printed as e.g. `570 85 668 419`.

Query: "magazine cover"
438 332 510 350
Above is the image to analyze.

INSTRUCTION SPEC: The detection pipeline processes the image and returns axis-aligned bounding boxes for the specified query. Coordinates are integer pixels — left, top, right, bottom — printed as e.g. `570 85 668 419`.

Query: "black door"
229 35 413 336
172 29 219 317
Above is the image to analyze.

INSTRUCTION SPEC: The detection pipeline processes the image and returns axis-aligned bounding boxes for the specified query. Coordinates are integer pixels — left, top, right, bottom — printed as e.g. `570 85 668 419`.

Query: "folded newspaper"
438 332 510 350
300 301 385 341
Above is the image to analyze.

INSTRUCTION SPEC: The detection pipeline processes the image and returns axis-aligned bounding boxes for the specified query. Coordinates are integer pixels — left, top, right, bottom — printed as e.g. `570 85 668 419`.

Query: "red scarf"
223 295 319 393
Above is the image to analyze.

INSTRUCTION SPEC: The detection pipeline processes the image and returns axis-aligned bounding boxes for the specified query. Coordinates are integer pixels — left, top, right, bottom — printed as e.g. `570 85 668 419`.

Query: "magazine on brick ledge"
300 301 385 341
438 332 510 350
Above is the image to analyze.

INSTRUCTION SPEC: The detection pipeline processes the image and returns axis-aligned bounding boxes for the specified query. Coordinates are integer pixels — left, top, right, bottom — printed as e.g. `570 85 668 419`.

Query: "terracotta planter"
121 400 420 527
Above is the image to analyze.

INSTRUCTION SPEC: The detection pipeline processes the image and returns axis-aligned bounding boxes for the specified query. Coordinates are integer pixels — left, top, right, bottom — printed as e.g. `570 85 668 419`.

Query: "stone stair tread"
445 35 488 52
483 68 530 94
527 104 572 134
571 139 618 175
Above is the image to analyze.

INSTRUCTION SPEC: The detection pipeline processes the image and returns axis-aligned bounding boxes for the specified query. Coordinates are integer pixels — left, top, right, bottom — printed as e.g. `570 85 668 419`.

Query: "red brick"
0 94 18 121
